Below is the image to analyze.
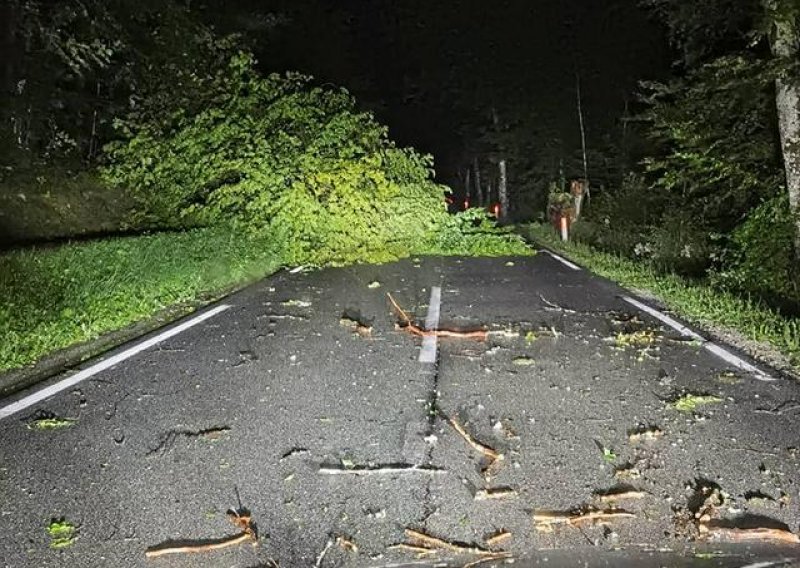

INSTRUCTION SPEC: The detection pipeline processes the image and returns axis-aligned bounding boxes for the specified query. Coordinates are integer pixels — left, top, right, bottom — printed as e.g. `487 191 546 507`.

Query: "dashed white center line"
0 304 232 421
419 286 441 364
543 250 582 271
621 295 774 382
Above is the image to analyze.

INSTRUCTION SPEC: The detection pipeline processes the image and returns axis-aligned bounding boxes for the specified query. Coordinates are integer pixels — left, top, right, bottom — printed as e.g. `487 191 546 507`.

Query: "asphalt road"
2 253 800 567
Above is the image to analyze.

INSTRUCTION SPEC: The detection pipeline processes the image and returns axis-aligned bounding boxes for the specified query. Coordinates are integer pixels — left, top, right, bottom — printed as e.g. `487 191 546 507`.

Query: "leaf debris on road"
47 519 77 548
28 416 77 430
670 394 723 413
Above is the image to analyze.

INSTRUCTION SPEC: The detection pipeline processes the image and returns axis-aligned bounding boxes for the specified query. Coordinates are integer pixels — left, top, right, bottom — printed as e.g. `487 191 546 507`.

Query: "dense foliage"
102 53 529 265
567 0 799 310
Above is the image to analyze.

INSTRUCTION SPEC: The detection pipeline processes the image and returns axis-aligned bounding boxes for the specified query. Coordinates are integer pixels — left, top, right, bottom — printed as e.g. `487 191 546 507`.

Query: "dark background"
204 0 672 189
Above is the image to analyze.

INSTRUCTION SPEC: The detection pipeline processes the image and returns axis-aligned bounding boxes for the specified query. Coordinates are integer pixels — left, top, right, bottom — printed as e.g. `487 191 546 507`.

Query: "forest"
0 0 799 371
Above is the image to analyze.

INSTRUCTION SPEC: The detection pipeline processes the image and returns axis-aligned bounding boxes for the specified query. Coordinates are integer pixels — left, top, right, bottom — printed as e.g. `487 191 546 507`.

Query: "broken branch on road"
403 528 495 556
145 509 256 559
447 415 504 477
534 508 635 532
387 294 487 340
474 487 517 501
699 523 800 544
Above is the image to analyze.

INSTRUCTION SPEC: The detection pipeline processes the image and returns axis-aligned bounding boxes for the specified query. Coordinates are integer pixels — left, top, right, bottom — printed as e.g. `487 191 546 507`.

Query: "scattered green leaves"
527 224 800 370
670 394 723 413
28 417 77 430
47 519 77 549
601 447 617 463
512 356 535 366
615 330 656 349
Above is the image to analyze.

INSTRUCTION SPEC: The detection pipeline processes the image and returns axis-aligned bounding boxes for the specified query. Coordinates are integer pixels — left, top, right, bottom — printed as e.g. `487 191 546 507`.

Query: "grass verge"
0 226 283 373
525 223 800 371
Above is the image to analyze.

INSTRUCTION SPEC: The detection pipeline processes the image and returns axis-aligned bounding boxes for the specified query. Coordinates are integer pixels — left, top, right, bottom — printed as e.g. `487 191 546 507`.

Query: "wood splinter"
447 415 504 475
699 523 800 544
387 294 487 340
405 528 494 556
145 510 256 559
485 530 512 547
533 508 635 531
475 488 517 501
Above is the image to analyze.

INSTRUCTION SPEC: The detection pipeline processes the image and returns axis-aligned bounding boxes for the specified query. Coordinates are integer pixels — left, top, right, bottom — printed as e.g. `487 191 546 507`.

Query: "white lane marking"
543 250 581 271
0 304 232 421
704 342 775 382
622 295 774 382
737 561 794 568
622 296 704 341
419 286 441 364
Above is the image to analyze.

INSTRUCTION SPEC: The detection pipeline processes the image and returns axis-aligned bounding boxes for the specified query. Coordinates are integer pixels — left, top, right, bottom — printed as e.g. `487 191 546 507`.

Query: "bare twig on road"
474 488 517 501
699 524 800 544
387 294 488 340
446 415 504 477
462 553 513 568
594 489 648 504
315 538 334 568
145 510 256 559
388 543 437 557
534 508 635 531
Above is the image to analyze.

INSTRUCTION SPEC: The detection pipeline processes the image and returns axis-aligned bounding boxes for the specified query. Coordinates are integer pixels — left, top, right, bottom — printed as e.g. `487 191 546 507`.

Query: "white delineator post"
560 216 569 241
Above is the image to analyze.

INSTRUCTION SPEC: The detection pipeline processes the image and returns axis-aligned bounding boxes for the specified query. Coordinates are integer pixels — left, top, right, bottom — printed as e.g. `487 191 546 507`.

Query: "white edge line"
622 295 703 341
0 304 232 421
544 250 581 271
419 286 442 364
737 561 794 568
621 295 774 382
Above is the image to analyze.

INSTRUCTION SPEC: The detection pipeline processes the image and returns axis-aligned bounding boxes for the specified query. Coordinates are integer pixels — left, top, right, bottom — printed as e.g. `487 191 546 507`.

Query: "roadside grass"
0 227 283 373
525 223 800 370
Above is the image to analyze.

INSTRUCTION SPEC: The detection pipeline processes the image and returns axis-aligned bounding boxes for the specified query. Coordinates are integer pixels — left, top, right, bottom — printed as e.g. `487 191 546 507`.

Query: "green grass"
525 224 800 369
0 226 283 373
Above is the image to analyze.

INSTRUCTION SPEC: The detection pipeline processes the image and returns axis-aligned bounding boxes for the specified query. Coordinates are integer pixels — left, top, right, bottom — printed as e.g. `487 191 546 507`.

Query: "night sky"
208 1 672 185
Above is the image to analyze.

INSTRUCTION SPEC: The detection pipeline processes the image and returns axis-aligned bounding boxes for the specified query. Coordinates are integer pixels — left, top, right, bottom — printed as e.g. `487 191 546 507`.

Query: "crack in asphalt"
419 343 442 529
146 425 231 456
